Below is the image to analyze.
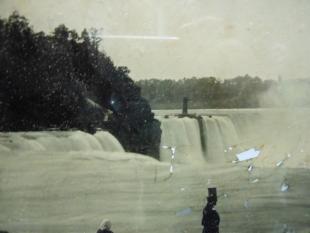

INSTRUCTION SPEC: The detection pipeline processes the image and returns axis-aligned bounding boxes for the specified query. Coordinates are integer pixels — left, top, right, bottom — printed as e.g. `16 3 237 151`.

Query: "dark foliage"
0 12 161 159
137 76 276 109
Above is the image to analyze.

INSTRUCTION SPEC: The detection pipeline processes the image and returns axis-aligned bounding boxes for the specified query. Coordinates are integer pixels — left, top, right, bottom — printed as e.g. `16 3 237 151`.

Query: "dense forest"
0 12 161 159
137 76 310 109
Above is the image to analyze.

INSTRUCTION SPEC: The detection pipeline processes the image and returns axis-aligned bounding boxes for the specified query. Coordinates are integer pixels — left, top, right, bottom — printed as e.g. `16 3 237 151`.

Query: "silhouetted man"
202 188 220 233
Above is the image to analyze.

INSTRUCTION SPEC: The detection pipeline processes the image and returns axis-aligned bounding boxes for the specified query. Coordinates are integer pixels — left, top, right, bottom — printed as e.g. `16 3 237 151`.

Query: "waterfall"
157 108 310 167
159 116 205 163
2 109 309 167
0 130 124 153
158 115 242 164
201 116 226 162
201 116 240 163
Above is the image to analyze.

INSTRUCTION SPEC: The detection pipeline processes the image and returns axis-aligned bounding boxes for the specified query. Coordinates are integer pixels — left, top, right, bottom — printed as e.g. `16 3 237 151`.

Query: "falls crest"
0 130 124 153
159 115 241 163
159 117 204 163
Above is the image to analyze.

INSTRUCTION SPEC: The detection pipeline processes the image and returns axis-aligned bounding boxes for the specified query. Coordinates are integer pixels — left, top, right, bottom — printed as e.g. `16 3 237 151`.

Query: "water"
0 109 309 233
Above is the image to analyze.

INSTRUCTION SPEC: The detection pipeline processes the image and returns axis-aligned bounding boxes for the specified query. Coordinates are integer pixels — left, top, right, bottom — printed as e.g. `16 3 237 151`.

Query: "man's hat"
208 187 217 202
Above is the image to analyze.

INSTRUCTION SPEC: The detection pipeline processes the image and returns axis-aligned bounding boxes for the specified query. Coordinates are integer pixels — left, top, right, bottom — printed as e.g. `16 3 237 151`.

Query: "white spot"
248 164 254 172
276 160 284 167
171 147 176 155
251 178 259 184
281 181 289 192
236 148 260 161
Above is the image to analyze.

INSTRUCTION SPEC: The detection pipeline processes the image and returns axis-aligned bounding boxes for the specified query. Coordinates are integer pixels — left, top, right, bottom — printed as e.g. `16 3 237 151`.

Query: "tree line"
136 76 310 109
0 12 161 159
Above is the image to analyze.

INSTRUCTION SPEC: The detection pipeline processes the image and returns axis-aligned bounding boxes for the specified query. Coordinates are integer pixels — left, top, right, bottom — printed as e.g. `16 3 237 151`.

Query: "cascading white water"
157 109 310 167
0 130 124 153
1 109 309 167
215 116 240 149
201 115 241 163
159 116 205 163
158 115 242 163
201 116 226 163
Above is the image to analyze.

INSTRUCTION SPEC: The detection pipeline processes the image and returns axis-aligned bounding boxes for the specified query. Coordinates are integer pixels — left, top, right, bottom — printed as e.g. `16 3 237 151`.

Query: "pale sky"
0 0 310 80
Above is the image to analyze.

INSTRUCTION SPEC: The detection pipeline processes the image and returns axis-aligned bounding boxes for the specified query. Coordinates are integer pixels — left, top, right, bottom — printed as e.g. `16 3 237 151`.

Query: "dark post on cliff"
182 97 189 115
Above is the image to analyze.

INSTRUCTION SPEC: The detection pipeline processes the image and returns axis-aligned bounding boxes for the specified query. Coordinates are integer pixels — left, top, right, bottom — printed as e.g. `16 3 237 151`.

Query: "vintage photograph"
0 1 309 232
